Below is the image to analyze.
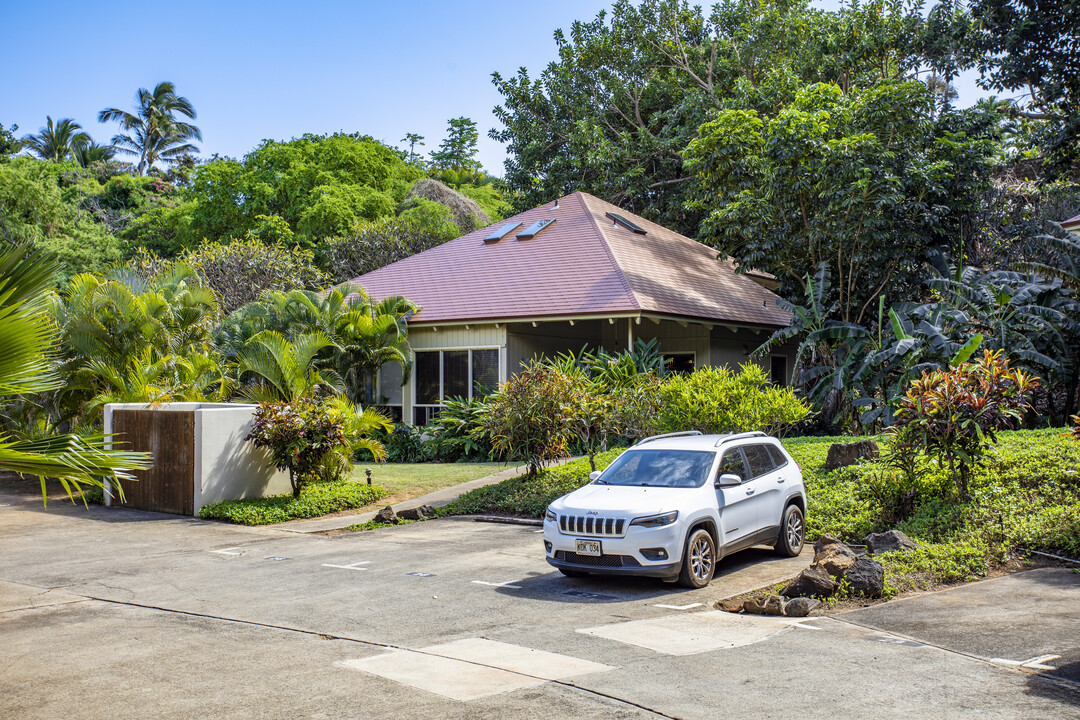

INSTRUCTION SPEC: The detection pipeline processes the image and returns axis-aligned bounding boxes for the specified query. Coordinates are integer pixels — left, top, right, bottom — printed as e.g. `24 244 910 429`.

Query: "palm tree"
21 117 90 162
72 139 118 168
98 81 201 175
0 244 149 503
237 330 345 402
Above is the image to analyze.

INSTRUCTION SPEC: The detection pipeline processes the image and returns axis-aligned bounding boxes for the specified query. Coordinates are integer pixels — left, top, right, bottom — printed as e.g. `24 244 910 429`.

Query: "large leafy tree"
21 117 90 163
490 0 934 233
968 0 1080 177
98 81 201 175
0 245 149 503
684 81 998 323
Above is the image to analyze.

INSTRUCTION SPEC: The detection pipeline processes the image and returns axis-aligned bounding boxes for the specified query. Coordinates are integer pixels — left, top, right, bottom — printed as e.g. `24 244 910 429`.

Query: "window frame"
411 346 501 423
741 443 778 480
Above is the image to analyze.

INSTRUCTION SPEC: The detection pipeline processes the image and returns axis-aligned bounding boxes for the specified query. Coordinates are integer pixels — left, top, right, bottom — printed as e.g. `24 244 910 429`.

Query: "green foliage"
381 424 434 463
0 122 21 158
482 361 577 476
656 364 809 436
316 214 458 283
181 133 422 246
198 480 388 525
237 330 343 402
246 398 347 497
176 238 327 314
439 448 625 519
425 397 494 462
879 542 989 597
20 117 91 163
0 244 150 504
430 116 481 173
455 183 509 221
893 350 1040 498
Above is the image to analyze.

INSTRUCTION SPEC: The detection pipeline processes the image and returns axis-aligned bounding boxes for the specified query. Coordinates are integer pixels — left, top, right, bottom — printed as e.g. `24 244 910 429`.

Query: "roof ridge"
578 193 642 311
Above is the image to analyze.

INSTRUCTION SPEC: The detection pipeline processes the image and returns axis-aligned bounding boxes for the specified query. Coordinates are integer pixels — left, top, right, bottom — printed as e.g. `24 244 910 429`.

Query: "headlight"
545 507 557 522
630 511 678 528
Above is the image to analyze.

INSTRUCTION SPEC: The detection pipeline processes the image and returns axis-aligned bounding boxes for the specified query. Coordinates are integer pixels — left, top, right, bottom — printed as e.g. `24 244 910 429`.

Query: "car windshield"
597 449 716 488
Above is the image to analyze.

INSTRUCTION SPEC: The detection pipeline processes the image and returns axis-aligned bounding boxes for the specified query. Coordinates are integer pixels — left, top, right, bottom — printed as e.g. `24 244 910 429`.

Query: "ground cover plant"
197 479 388 525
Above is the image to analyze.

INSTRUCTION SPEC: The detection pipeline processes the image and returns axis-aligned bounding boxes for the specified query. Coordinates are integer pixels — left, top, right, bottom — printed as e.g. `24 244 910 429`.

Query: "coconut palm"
71 139 118 168
98 81 201 175
21 117 90 162
237 330 345 402
0 244 149 503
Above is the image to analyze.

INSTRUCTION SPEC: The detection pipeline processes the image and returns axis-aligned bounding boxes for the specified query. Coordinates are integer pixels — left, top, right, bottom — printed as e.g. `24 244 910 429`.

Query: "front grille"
555 551 641 567
559 514 626 536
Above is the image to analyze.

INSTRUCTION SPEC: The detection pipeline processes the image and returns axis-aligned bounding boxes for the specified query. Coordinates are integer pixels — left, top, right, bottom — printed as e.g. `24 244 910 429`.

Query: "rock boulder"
843 556 885 598
373 506 399 525
781 565 838 598
813 535 857 578
399 505 437 521
864 529 918 555
782 597 822 617
825 440 880 470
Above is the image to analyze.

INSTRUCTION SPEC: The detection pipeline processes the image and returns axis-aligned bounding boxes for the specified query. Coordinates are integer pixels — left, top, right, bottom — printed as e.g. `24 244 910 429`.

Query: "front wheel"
677 528 716 588
774 504 804 557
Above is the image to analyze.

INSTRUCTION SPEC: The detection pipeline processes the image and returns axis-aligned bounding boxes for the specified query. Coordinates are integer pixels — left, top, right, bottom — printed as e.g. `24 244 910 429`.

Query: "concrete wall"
103 402 290 514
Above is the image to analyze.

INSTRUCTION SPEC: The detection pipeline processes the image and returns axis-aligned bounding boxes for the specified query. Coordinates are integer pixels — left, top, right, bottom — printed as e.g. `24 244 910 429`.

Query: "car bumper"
545 555 680 578
543 518 684 577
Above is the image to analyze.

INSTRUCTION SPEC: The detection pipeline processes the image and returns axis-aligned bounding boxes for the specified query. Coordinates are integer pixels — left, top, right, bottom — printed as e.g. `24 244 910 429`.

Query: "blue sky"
3 0 984 176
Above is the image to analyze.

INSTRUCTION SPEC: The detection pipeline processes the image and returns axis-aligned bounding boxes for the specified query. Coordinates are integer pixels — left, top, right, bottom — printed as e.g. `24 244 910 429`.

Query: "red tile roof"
348 191 791 328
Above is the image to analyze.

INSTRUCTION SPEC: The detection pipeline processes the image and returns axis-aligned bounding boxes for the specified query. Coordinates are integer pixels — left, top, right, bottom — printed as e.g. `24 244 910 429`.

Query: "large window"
413 348 500 425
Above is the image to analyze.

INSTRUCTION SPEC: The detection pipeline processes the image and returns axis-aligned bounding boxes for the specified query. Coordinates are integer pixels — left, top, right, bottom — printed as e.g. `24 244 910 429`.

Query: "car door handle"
745 486 755 495
777 477 785 483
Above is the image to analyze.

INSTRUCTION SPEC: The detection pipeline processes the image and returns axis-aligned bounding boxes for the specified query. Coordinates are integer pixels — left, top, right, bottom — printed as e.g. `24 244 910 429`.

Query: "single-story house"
1062 212 1080 234
350 191 793 425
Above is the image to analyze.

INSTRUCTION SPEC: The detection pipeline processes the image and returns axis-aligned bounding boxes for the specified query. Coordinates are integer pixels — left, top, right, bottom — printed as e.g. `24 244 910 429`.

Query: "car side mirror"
589 470 602 482
714 473 742 488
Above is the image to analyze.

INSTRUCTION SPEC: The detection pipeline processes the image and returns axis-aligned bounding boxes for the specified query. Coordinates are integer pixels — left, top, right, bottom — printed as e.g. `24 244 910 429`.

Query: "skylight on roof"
517 218 556 239
483 222 522 243
606 212 647 234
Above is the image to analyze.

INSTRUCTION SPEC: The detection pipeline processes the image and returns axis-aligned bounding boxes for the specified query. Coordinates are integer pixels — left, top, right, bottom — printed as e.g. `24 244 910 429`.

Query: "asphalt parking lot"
2 487 1078 719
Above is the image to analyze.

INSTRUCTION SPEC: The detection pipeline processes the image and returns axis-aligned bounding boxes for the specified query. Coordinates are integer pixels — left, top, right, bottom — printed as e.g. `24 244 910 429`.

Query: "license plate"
576 539 601 556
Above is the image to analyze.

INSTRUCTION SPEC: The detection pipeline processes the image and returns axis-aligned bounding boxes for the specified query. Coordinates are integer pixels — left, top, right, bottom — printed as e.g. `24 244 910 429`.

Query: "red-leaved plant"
892 350 1039 499
246 398 346 497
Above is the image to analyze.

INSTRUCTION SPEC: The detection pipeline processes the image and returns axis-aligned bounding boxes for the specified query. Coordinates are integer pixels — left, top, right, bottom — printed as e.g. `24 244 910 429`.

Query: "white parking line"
991 654 1061 670
210 547 243 556
472 580 522 589
322 561 371 571
653 603 703 611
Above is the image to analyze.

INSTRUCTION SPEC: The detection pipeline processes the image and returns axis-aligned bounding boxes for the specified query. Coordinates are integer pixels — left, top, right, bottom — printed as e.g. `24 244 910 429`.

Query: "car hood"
553 484 700 517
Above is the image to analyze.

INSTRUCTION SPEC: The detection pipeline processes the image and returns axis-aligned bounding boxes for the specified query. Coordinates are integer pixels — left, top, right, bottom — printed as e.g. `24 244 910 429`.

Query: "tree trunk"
289 468 301 498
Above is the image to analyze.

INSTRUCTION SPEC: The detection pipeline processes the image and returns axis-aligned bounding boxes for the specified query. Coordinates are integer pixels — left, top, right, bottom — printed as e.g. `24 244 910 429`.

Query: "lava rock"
762 595 786 616
717 599 744 613
825 440 880 470
742 595 769 614
843 556 885 598
783 597 822 617
864 529 918 555
813 535 857 578
781 565 838 599
373 505 399 524
399 505 437 521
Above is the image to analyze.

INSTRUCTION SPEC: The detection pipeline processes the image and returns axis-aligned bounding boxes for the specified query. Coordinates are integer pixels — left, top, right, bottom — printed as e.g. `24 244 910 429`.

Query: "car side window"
743 444 776 479
718 449 749 482
766 444 788 469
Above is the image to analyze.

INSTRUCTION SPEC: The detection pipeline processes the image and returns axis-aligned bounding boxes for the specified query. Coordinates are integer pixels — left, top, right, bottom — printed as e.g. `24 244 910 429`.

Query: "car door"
742 443 785 531
714 448 761 547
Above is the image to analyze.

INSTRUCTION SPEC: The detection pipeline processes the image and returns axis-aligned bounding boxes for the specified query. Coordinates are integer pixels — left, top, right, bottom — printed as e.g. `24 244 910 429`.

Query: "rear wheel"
677 528 716 588
774 504 804 557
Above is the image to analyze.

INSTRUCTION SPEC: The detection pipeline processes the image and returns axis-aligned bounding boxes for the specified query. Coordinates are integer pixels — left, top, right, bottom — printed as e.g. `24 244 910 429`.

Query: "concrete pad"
577 610 797 655
422 638 614 680
339 649 545 700
0 581 86 612
841 568 1080 684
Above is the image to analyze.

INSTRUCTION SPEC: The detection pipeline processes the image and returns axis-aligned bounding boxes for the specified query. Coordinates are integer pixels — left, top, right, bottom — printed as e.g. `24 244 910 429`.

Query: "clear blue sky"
2 0 983 176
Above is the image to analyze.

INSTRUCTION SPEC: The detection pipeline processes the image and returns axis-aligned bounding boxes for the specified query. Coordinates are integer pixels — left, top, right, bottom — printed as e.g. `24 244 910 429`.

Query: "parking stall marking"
472 580 522 589
322 561 371 571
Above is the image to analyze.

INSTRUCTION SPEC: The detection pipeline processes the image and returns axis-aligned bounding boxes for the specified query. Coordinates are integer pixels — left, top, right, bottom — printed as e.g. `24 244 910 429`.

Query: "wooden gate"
111 409 195 515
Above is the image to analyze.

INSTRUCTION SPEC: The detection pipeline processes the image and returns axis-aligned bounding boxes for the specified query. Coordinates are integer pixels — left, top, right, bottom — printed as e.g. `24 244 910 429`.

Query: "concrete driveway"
1 487 1077 719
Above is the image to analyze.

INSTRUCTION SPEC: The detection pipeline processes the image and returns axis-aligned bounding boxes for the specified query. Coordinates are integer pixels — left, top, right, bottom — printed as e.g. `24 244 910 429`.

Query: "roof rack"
635 430 703 446
714 431 767 447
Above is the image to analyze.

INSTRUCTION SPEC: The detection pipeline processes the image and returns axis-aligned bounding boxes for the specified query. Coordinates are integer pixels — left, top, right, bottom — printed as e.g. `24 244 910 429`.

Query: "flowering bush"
892 350 1039 499
247 398 346 497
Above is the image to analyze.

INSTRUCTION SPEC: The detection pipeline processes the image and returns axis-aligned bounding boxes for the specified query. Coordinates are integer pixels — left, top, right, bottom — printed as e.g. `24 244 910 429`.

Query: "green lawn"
350 462 509 503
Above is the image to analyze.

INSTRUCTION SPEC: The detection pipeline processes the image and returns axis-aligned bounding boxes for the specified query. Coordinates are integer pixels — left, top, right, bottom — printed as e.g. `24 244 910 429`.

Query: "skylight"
517 218 556 239
483 222 523 243
606 212 647 234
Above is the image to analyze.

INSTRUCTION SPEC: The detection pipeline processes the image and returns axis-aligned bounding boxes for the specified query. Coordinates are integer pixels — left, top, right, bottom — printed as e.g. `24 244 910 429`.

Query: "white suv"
543 431 806 588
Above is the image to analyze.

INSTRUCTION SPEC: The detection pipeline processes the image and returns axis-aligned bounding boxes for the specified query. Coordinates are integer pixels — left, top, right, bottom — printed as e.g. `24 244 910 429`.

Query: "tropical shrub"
656 364 810 436
246 398 346 497
198 480 387 525
892 350 1039 499
482 361 575 476
315 215 458 283
425 397 494 462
